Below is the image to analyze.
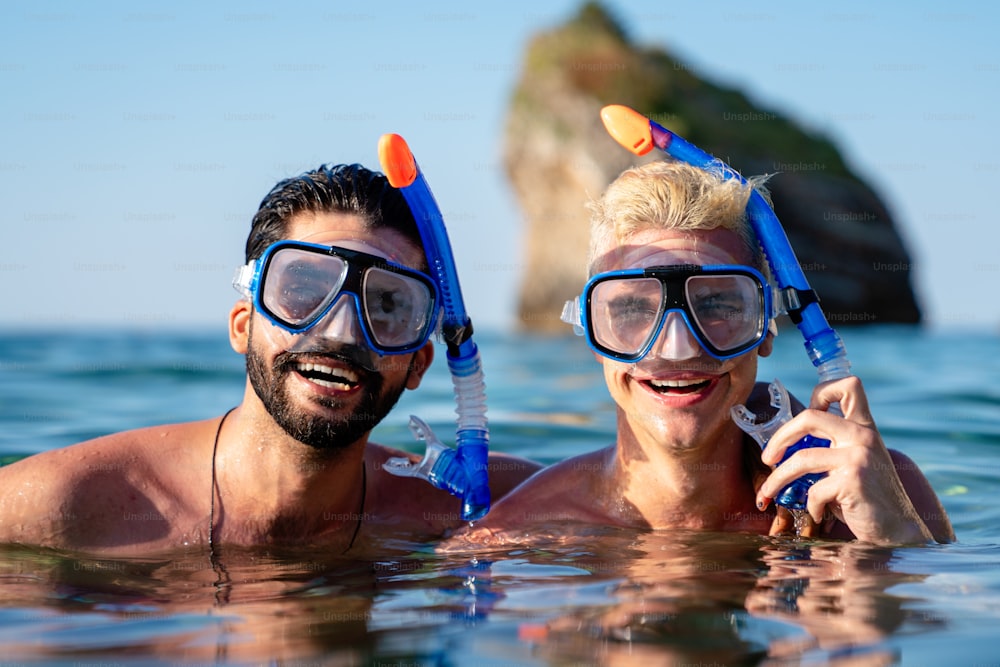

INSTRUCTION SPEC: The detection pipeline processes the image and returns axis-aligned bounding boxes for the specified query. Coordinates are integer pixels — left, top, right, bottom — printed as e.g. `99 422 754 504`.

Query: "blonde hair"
587 160 770 276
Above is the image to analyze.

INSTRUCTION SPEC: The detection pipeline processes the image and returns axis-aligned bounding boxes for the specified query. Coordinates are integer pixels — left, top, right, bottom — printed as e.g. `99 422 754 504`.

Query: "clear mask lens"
261 248 348 329
590 276 662 358
361 267 435 349
254 242 436 354
685 273 763 353
585 266 768 361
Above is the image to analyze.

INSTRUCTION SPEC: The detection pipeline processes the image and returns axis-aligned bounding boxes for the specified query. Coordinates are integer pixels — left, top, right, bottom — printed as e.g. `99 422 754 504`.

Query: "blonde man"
466 160 952 546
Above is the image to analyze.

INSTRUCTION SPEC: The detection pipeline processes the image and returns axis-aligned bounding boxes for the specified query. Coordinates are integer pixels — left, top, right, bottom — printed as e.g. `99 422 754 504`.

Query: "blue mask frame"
566 264 774 361
234 240 439 356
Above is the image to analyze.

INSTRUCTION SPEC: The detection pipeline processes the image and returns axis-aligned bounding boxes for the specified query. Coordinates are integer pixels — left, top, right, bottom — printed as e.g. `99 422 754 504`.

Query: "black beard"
246 324 410 453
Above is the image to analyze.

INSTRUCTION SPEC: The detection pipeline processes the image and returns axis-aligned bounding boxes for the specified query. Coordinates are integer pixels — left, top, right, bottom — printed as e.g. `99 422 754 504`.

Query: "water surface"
1 326 998 664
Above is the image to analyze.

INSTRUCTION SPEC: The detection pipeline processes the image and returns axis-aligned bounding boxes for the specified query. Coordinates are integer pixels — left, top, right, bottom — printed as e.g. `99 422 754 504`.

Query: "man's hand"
755 376 939 545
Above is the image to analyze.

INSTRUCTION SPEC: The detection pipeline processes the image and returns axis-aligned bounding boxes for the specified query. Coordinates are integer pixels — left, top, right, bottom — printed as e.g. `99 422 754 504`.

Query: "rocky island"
505 2 921 332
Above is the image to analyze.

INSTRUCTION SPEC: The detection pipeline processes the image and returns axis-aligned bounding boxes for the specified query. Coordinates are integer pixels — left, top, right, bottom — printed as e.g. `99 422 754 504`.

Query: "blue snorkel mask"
376 134 491 522
599 105 853 512
562 263 777 362
233 240 440 357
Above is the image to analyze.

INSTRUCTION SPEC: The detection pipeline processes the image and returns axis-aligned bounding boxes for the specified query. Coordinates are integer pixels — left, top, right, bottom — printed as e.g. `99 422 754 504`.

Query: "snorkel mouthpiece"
730 379 831 511
600 105 853 513
378 133 490 521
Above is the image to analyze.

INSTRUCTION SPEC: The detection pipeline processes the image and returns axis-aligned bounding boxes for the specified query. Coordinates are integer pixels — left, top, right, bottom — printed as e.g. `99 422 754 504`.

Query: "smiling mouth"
646 378 712 395
295 362 360 389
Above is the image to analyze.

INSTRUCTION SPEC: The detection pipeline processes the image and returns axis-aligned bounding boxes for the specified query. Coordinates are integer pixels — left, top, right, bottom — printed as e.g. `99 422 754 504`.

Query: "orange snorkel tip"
377 133 418 188
600 104 655 156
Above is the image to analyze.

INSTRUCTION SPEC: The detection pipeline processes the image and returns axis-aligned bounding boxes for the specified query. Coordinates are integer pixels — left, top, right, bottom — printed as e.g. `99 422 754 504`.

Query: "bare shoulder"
476 448 611 529
362 442 470 532
0 418 213 482
0 418 217 548
439 448 614 549
889 448 955 543
486 451 543 498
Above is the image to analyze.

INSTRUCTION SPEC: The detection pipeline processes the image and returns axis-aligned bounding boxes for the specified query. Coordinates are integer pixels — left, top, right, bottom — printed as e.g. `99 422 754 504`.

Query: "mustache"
275 344 380 374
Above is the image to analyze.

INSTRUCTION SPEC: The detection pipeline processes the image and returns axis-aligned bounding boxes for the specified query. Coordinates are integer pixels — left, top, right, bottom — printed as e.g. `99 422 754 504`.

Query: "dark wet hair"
244 163 423 267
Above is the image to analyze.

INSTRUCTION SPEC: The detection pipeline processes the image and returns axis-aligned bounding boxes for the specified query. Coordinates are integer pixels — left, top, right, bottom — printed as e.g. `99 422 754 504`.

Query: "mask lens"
362 267 435 349
589 277 663 358
260 248 347 329
686 274 763 353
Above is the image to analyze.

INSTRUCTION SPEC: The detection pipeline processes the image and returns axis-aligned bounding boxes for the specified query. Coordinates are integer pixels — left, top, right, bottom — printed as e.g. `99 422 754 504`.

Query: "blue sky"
2 0 997 332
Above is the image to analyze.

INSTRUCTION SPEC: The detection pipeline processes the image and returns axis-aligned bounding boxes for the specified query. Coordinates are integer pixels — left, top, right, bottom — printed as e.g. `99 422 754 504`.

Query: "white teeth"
297 362 358 385
309 377 347 389
649 378 705 388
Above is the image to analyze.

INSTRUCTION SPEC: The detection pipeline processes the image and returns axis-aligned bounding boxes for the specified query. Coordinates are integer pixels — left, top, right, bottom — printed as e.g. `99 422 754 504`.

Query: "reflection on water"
0 529 982 664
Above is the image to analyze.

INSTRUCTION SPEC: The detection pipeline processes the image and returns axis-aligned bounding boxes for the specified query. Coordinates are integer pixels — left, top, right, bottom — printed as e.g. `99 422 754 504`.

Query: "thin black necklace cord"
208 409 367 563
208 407 236 605
207 407 236 558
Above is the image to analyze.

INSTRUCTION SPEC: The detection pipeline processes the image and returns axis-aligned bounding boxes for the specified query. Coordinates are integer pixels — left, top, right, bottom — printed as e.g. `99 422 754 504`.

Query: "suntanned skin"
0 212 540 556
457 228 953 547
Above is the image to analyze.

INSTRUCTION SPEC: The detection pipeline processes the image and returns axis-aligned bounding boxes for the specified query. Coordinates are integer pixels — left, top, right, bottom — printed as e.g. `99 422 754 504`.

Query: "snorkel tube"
377 134 490 521
600 105 852 511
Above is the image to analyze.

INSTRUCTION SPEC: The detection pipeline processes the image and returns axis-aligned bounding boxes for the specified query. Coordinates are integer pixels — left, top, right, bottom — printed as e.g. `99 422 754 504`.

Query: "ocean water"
1 325 999 664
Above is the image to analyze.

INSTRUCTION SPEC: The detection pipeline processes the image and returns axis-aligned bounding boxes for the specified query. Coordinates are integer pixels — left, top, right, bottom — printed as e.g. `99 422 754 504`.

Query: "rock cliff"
505 2 921 332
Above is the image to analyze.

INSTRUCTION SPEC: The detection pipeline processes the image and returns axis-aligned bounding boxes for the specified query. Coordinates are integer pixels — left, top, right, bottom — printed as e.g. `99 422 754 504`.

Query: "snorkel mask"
599 105 853 511
562 263 775 362
233 240 439 357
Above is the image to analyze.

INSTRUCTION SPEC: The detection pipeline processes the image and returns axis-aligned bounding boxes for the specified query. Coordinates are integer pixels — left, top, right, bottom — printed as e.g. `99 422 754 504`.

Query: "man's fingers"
811 376 874 426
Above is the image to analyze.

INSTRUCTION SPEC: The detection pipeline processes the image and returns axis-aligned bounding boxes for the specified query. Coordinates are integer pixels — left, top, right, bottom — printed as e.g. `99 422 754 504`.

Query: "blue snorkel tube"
377 134 490 521
600 105 852 511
